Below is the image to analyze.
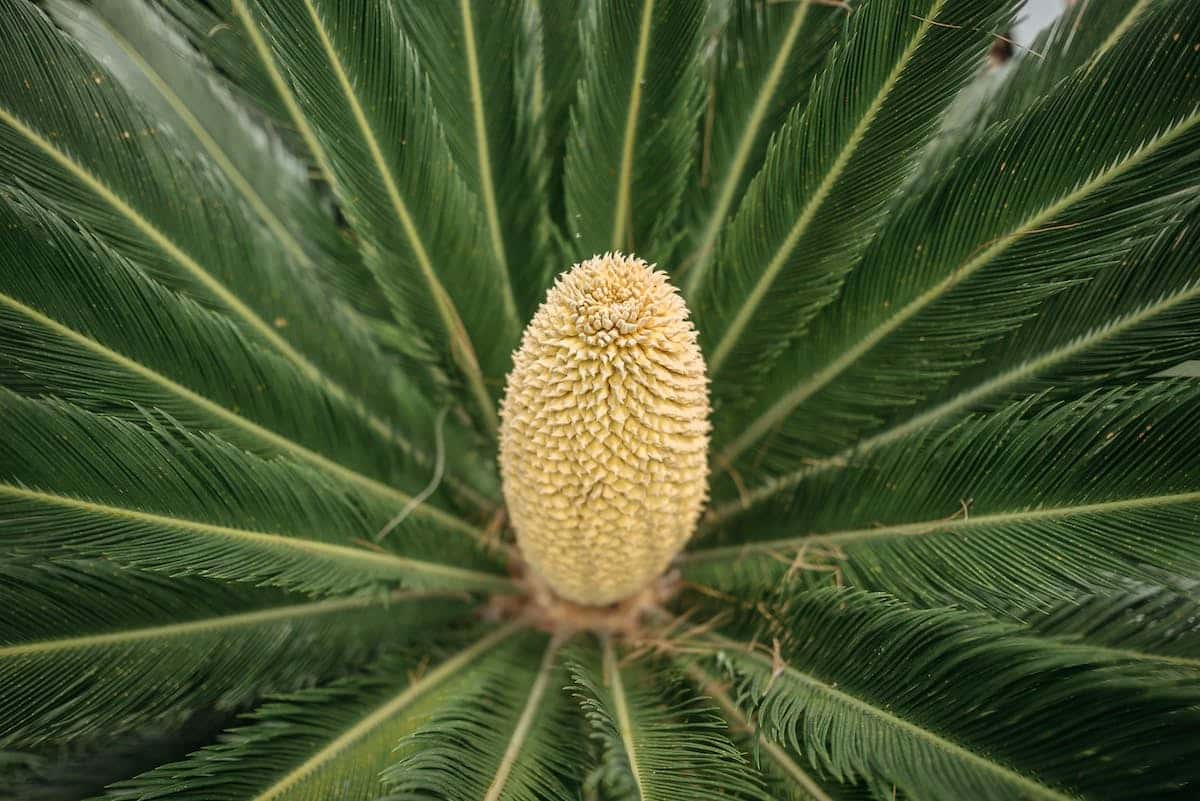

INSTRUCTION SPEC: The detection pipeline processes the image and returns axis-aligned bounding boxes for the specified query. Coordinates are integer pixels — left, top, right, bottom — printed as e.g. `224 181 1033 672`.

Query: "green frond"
1022 582 1200 669
685 382 1200 611
0 0 415 455
380 635 580 801
395 0 554 322
706 193 1200 523
0 710 232 801
716 0 1200 473
42 0 387 320
706 588 1200 801
681 0 844 285
103 623 527 801
0 389 509 595
0 191 496 518
565 0 706 263
691 0 1015 391
569 640 767 801
687 665 876 801
231 0 521 433
0 558 464 748
988 0 1154 120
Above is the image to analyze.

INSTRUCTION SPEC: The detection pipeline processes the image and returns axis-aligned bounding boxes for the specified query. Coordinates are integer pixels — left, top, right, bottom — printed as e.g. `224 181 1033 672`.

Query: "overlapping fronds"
394 1 553 321
41 0 386 318
0 389 508 595
103 624 527 801
231 0 521 432
2 0 1199 797
691 0 1015 396
706 588 1200 801
686 382 1200 611
0 191 494 513
0 559 464 747
569 640 768 801
716 0 1200 473
1023 582 1200 669
380 635 580 801
0 0 412 450
681 0 844 284
565 0 706 263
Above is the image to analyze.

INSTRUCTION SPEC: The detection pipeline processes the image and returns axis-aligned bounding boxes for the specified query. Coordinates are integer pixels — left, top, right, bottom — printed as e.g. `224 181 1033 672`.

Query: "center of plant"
498 253 711 606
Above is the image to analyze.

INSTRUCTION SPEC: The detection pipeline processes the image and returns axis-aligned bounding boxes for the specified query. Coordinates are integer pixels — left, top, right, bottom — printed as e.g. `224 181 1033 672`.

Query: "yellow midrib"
720 107 1200 466
682 0 812 299
687 489 1200 563
707 0 947 376
711 634 1081 801
481 636 563 801
249 621 524 801
0 289 482 539
0 483 512 590
0 589 438 659
707 272 1200 525
604 639 647 800
611 0 656 253
298 0 501 434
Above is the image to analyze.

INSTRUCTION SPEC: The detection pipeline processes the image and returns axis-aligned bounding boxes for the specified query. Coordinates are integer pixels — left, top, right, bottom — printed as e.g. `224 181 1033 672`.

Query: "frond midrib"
482 636 564 801
682 0 812 297
0 483 513 592
690 489 1200 563
294 0 507 434
0 589 442 660
707 267 1200 525
603 639 647 800
611 0 656 253
89 10 315 277
709 633 1080 801
706 0 947 376
249 621 525 801
720 106 1200 465
0 104 419 468
459 0 518 313
685 664 833 801
0 287 483 540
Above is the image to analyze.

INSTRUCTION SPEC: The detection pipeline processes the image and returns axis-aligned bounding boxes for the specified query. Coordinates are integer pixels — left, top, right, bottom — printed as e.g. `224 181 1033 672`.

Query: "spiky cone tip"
499 253 710 606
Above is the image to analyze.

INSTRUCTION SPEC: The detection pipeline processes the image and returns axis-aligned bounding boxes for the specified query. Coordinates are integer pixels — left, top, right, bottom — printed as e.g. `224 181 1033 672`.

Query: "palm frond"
988 0 1154 120
395 0 554 322
686 664 876 801
380 635 580 801
707 189 1200 522
685 382 1200 611
0 191 496 522
0 389 509 595
0 0 416 458
681 0 845 286
1022 582 1200 669
569 639 767 801
717 0 1200 472
704 588 1200 801
691 0 1014 393
230 0 521 433
564 0 706 263
0 559 463 748
103 623 527 801
43 0 387 320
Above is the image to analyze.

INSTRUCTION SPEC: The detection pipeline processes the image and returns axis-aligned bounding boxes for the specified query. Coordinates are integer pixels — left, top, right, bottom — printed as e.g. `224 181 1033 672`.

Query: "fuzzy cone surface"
500 253 709 605
2 0 1200 799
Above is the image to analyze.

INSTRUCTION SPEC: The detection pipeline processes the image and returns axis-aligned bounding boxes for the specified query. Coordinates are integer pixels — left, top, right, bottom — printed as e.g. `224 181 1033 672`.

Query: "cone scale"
499 253 710 605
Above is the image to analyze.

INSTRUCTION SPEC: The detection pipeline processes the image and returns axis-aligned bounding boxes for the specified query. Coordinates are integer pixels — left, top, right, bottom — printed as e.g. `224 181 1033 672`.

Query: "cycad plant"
2 0 1199 797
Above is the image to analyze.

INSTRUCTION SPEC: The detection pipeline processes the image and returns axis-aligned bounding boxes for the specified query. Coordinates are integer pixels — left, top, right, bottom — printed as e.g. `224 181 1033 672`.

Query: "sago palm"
2 0 1199 798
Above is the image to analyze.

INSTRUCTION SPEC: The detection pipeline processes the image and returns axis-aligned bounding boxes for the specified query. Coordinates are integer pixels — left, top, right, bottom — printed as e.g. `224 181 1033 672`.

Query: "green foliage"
1 0 1198 798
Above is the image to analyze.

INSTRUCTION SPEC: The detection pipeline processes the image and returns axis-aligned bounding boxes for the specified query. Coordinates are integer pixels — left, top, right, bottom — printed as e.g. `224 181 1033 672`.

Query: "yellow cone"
499 253 710 605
